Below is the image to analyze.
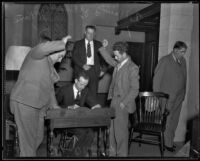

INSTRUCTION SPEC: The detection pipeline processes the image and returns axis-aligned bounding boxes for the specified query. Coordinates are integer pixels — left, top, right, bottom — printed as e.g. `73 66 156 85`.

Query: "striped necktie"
87 42 91 58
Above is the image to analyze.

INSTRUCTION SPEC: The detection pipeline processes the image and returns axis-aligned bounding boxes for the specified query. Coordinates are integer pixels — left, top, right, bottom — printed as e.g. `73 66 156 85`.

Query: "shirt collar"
85 39 93 45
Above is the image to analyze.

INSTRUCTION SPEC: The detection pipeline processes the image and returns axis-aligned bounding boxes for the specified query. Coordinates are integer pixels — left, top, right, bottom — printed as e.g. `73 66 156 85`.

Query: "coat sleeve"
55 86 64 105
153 57 166 92
122 66 140 112
72 42 84 69
31 40 66 60
182 58 187 98
85 90 99 108
48 86 59 109
98 47 117 67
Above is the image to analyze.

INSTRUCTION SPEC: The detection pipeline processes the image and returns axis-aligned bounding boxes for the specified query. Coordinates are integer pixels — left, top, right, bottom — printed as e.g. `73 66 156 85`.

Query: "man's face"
174 47 187 60
75 76 89 91
49 50 66 64
113 50 126 63
85 28 95 42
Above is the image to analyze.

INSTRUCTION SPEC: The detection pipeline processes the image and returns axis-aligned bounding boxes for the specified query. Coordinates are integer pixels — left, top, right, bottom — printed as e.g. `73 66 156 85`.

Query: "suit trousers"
164 92 185 147
109 98 129 157
10 100 45 157
63 128 94 157
85 66 98 99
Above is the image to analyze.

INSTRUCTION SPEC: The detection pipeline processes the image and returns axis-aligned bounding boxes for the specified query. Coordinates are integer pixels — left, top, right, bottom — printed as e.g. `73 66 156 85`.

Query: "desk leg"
105 127 110 157
47 128 54 157
97 128 101 157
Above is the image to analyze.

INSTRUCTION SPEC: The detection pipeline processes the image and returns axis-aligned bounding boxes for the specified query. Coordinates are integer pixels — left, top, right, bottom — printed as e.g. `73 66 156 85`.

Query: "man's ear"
75 79 78 84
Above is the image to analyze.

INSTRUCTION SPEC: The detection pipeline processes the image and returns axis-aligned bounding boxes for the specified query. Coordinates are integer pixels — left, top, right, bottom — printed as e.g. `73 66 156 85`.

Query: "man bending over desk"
56 71 101 157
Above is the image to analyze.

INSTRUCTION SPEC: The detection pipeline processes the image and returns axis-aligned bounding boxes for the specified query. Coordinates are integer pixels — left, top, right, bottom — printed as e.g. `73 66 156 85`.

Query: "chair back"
137 92 169 127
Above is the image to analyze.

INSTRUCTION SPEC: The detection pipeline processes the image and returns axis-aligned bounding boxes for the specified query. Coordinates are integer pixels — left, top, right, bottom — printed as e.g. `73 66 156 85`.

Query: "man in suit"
9 34 71 157
72 25 104 99
153 41 187 152
56 71 101 157
98 41 140 156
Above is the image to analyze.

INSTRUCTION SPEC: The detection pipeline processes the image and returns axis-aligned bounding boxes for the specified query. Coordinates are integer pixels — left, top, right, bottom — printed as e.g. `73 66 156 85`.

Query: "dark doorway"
115 4 160 92
127 42 145 92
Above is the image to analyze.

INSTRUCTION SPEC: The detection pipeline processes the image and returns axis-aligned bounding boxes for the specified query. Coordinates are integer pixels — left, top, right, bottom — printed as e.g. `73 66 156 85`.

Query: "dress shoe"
164 145 176 152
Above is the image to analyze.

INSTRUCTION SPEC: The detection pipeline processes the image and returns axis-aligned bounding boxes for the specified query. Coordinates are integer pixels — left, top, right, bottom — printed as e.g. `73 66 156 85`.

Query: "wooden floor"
36 127 186 158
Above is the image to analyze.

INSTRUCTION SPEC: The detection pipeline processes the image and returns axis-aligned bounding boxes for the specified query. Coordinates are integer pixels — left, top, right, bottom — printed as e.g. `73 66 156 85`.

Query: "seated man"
56 71 101 157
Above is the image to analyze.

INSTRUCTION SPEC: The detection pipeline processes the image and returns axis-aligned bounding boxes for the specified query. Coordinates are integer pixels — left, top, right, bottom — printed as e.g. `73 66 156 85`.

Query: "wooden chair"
4 94 20 157
128 92 169 157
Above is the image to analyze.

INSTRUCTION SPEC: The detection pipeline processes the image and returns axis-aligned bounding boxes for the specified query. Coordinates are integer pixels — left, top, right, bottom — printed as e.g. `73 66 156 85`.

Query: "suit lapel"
116 58 131 82
81 39 87 58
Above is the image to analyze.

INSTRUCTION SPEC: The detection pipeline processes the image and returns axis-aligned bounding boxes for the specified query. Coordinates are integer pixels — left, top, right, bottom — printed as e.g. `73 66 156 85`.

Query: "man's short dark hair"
85 25 96 31
112 42 128 55
76 71 89 81
173 41 187 50
40 32 52 42
65 41 74 51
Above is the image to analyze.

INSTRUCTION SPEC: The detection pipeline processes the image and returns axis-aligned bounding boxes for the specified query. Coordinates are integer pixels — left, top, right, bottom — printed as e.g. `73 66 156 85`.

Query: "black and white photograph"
2 1 199 159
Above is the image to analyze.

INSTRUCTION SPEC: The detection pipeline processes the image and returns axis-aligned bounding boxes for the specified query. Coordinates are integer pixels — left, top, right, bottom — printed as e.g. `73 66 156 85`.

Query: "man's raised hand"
62 35 72 44
102 39 108 48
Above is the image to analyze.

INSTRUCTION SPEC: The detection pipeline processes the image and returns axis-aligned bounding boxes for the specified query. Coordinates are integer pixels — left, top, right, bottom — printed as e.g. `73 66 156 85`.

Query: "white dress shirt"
172 53 181 64
85 39 94 65
73 84 80 99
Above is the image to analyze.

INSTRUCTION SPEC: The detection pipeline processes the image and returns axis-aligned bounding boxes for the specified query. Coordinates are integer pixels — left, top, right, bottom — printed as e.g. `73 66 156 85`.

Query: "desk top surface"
45 107 115 120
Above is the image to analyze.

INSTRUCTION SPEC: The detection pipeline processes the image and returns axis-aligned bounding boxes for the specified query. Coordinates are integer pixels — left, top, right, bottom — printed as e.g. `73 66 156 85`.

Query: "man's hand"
74 104 80 109
120 102 126 110
91 104 101 110
102 39 108 48
83 64 91 71
68 104 80 110
62 35 72 44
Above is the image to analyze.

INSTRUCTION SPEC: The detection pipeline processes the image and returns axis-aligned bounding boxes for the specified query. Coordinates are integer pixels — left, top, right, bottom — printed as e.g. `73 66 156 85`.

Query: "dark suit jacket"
56 84 98 109
72 39 102 77
10 41 66 109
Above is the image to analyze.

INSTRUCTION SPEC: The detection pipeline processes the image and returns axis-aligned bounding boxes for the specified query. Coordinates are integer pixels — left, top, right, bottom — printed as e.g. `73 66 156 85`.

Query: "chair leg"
160 132 164 157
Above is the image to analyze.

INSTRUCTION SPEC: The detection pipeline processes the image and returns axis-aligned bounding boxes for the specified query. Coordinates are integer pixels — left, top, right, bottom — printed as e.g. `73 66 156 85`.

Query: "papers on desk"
68 104 80 110
67 105 101 110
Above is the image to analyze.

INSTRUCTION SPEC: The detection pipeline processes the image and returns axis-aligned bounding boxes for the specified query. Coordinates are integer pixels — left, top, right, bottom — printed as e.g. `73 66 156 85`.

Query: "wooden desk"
45 107 115 157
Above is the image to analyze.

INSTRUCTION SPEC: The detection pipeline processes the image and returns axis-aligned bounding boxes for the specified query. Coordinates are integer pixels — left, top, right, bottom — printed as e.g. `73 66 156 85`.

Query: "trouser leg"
10 101 40 157
115 107 129 157
164 95 184 147
70 128 94 157
109 119 117 156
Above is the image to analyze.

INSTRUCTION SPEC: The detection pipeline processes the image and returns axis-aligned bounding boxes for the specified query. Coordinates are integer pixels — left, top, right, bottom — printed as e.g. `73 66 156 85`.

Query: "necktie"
177 59 181 65
87 42 91 58
76 91 81 100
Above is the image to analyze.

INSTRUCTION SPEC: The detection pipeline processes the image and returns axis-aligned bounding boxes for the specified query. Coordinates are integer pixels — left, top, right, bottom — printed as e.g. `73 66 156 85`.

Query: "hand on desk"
68 104 80 110
91 104 102 110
